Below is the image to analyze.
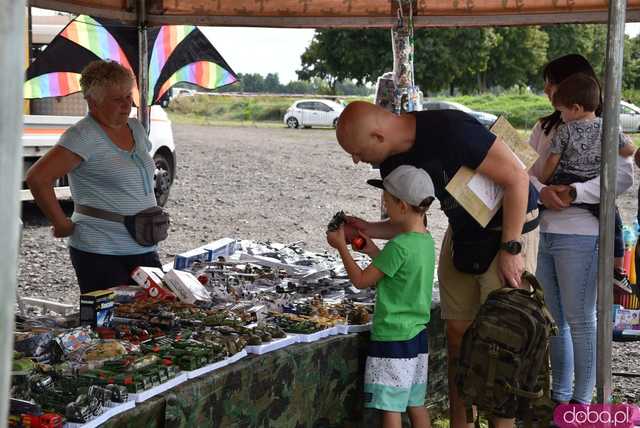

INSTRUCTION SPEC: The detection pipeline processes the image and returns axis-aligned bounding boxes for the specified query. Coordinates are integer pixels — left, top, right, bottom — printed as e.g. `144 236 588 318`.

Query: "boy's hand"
354 232 380 258
326 225 347 249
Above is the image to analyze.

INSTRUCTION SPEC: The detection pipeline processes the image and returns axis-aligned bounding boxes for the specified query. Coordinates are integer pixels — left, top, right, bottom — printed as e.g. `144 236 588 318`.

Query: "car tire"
154 153 173 207
332 118 338 128
286 117 299 129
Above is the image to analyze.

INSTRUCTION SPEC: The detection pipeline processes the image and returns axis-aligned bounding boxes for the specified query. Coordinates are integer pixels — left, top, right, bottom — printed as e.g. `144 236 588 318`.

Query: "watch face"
503 240 522 255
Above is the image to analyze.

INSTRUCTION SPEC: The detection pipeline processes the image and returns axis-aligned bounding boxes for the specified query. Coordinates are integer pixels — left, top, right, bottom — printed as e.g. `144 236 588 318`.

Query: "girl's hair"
540 54 602 135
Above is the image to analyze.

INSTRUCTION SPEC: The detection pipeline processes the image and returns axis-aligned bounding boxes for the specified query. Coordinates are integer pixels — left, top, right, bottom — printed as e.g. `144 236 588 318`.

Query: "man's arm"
475 137 529 287
345 216 403 240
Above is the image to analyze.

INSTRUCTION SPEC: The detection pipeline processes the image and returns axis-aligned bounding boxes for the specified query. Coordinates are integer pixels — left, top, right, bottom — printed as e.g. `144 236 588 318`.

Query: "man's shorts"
438 212 539 321
364 329 429 412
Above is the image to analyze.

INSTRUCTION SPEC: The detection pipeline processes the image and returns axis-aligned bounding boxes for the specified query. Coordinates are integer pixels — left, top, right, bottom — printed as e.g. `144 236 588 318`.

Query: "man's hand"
326 225 347 249
52 218 74 238
497 251 524 288
344 215 371 235
539 185 570 210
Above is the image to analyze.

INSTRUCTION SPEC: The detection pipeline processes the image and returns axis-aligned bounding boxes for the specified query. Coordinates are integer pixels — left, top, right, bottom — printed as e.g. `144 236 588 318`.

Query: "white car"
423 100 498 127
620 100 640 133
284 99 344 129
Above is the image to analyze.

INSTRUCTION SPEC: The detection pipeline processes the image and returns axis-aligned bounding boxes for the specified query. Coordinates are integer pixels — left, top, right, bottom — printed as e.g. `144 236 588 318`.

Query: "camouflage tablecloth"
103 305 447 428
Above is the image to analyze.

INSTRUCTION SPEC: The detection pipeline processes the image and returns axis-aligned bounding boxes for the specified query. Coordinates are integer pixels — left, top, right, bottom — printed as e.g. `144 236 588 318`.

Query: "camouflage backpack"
456 271 558 426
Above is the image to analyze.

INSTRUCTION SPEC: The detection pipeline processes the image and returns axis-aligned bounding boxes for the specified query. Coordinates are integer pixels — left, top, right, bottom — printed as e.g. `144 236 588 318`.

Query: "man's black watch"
500 240 523 255
569 186 577 202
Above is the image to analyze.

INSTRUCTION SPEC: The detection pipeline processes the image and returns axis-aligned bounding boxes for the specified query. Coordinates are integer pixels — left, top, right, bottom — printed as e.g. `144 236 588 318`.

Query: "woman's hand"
326 225 347 249
52 218 75 238
539 185 570 210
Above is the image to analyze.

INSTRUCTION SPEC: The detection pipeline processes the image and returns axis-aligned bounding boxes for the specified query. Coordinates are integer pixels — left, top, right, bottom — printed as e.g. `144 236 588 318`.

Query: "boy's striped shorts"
364 328 429 412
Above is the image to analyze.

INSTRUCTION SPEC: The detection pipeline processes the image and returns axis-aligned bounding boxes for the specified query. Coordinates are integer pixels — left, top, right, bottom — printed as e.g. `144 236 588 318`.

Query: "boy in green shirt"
326 165 436 428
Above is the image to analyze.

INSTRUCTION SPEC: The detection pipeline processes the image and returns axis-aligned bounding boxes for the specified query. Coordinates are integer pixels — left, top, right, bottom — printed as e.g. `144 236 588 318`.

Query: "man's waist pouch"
75 204 170 247
451 212 539 275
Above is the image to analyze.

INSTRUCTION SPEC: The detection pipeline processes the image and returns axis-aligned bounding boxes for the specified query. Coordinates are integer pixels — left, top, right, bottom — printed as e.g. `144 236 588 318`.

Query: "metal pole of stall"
0 0 26 424
597 0 627 404
137 0 150 132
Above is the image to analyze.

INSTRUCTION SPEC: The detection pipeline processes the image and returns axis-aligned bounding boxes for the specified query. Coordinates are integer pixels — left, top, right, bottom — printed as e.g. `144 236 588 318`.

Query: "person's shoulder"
60 116 95 142
391 232 433 248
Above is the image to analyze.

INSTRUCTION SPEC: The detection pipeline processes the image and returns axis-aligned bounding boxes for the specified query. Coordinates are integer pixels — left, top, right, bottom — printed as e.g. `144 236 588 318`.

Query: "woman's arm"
26 146 82 237
571 155 634 203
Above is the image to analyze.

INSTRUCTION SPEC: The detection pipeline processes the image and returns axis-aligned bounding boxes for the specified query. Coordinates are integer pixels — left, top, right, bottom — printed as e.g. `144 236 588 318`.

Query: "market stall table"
101 306 447 427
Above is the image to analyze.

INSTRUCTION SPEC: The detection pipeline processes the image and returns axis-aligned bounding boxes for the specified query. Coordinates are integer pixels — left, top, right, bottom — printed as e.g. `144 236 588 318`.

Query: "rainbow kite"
24 15 237 105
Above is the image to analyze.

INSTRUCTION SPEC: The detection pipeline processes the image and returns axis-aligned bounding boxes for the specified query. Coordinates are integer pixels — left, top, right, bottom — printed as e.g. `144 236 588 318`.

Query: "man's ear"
372 130 384 145
572 104 583 113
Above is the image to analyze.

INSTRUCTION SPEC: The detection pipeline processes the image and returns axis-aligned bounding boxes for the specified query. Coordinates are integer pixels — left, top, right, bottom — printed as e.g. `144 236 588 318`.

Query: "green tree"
263 73 283 92
486 27 548 89
241 73 266 92
298 29 392 93
623 35 640 90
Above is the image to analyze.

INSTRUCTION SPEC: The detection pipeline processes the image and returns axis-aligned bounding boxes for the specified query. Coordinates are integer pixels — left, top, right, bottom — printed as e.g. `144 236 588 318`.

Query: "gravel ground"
18 123 639 402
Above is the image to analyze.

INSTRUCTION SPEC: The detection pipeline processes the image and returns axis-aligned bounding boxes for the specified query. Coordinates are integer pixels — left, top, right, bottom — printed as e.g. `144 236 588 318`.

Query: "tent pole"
597 0 627 404
0 0 26 424
137 0 149 132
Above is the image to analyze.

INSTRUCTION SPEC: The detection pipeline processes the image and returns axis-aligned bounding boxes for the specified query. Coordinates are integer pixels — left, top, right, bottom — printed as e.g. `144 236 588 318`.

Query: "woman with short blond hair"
27 60 163 293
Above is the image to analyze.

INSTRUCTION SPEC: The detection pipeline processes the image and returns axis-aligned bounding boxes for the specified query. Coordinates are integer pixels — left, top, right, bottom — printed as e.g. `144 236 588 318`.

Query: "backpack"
455 271 558 426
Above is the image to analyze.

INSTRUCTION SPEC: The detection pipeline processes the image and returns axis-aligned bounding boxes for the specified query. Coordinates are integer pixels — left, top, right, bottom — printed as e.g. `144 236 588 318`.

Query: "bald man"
336 101 539 428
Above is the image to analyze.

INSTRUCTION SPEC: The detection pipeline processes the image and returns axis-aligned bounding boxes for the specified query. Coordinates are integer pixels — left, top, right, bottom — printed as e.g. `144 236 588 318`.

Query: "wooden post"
597 0 627 404
0 0 26 423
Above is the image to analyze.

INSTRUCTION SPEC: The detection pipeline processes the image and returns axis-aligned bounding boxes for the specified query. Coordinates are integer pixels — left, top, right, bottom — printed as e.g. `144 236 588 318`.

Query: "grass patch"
168 92 552 130
449 93 553 130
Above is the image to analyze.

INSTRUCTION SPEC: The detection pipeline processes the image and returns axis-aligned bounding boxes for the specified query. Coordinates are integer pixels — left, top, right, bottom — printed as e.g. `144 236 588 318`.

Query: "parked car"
620 100 640 133
284 99 344 129
423 100 498 127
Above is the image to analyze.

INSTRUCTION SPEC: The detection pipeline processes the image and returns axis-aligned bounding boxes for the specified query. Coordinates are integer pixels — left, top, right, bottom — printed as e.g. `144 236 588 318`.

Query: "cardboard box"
163 269 211 304
131 266 176 300
173 238 239 270
80 290 115 328
613 305 640 331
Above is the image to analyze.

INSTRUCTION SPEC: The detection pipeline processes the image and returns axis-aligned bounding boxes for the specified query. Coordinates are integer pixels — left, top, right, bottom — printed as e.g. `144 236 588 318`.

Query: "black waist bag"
451 215 540 275
75 204 169 247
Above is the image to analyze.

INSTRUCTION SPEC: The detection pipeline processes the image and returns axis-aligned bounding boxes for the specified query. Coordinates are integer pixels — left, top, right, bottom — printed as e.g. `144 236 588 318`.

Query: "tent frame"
0 0 630 422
